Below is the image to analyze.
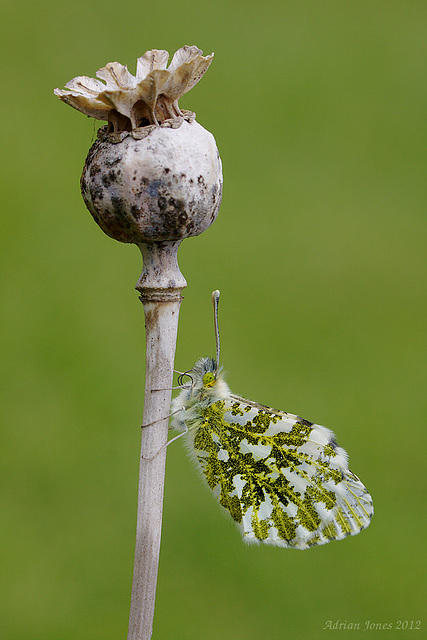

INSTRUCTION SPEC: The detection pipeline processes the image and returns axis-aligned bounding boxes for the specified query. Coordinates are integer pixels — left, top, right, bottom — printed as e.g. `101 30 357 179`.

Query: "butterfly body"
171 356 373 549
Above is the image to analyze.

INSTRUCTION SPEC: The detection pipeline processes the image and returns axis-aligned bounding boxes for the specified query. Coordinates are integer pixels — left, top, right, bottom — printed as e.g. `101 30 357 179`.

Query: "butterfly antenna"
212 289 221 370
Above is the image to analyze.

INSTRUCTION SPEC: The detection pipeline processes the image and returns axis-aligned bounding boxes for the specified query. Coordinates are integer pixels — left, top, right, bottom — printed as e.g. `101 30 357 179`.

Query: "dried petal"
167 45 203 71
54 46 213 131
54 89 112 119
162 54 213 102
136 49 169 81
96 62 136 90
65 76 107 95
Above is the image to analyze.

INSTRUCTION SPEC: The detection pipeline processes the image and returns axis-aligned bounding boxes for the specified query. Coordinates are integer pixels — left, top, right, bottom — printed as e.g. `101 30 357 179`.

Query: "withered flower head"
54 45 213 132
55 46 222 245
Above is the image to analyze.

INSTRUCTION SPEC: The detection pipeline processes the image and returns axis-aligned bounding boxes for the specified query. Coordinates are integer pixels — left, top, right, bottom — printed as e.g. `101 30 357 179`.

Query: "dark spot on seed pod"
163 167 170 174
158 196 167 211
147 179 162 197
163 209 186 235
130 204 142 219
92 187 104 201
111 196 125 216
89 162 101 177
102 174 111 188
198 175 204 184
186 219 195 234
189 178 194 184
116 214 131 230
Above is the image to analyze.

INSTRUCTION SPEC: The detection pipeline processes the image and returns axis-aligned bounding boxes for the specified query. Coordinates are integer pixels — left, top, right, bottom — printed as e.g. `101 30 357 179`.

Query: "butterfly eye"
202 372 216 387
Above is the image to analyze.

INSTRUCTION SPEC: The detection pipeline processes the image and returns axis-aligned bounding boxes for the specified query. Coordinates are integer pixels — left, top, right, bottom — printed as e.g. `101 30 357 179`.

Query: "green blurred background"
1 1 425 638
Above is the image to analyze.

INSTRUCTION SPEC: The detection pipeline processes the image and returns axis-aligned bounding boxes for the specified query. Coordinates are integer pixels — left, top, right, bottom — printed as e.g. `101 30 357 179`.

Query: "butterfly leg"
141 408 187 460
141 407 183 429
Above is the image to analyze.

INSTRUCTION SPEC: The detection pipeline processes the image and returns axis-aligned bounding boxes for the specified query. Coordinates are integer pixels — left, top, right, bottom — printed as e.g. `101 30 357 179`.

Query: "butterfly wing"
190 393 373 549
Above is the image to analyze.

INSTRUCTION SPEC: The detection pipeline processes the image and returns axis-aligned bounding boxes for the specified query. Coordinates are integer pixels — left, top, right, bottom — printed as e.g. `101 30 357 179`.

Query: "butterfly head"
187 356 228 400
193 356 218 386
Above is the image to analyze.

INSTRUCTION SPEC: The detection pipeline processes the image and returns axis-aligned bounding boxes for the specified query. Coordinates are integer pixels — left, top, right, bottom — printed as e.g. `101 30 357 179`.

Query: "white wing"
189 393 373 549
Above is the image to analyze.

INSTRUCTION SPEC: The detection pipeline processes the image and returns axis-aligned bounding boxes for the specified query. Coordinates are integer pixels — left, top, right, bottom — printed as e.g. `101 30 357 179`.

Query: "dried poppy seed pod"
80 119 222 244
55 46 222 247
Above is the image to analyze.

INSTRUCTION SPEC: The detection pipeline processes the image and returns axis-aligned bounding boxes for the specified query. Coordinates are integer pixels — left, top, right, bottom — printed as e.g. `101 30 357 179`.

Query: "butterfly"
170 291 373 549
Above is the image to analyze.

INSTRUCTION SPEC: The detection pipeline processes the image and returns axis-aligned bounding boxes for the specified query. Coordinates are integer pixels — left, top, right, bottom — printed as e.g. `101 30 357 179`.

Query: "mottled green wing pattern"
191 395 373 549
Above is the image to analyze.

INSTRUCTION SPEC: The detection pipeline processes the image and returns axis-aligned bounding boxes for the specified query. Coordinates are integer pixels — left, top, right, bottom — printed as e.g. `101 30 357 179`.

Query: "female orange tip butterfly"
170 290 373 549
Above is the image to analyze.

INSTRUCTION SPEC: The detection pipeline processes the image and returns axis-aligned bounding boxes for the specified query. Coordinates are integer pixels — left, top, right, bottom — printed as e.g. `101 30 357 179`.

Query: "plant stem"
127 242 186 640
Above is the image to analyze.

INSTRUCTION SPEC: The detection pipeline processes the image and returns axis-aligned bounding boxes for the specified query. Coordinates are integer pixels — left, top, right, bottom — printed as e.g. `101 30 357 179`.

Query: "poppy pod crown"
55 46 222 245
